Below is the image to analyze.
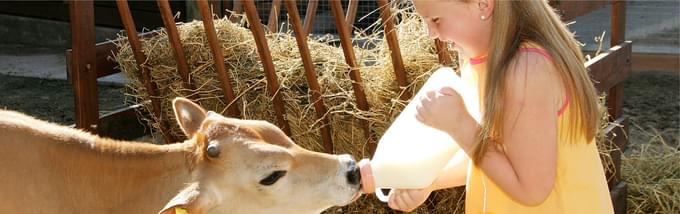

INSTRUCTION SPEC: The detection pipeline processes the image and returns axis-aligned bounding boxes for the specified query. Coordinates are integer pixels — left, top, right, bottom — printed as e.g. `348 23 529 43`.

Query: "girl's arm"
429 149 469 190
453 52 561 206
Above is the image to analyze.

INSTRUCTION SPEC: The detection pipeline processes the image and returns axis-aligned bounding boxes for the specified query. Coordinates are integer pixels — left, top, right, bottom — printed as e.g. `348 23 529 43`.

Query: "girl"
360 0 614 213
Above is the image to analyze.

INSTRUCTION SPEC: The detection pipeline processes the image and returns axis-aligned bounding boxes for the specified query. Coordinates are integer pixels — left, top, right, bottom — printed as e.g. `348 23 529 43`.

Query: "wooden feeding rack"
66 1 631 213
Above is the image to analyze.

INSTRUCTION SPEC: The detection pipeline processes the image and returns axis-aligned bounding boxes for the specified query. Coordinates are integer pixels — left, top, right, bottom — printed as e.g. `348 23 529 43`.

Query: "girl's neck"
466 53 488 73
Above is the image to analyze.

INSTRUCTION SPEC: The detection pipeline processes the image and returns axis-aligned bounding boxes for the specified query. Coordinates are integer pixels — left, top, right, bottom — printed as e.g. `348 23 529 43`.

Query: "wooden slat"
603 117 628 188
585 41 632 93
268 0 282 32
116 0 176 144
69 0 99 133
157 0 199 100
97 104 150 140
345 0 359 29
329 0 373 153
435 39 452 65
197 0 242 118
2 1 178 30
243 0 292 136
65 31 160 83
632 53 680 72
610 181 628 214
284 0 334 153
303 0 318 34
377 0 409 101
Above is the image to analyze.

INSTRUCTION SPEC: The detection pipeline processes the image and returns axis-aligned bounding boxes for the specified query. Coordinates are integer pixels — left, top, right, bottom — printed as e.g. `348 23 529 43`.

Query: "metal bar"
268 0 281 32
377 0 409 101
435 39 452 65
116 0 176 143
197 0 242 118
303 0 318 34
345 0 358 30
243 0 292 135
329 0 373 153
68 0 99 133
157 0 199 100
284 0 334 153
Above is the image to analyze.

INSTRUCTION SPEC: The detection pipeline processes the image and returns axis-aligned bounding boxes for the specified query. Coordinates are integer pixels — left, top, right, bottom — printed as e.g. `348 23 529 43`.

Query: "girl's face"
413 0 493 58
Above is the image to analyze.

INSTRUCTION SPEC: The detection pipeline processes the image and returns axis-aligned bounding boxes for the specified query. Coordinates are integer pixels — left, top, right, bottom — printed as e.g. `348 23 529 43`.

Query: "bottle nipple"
358 158 375 194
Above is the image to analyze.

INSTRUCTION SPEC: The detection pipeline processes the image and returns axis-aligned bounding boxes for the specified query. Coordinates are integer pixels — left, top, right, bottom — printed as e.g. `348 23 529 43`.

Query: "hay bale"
622 130 680 214
114 18 377 155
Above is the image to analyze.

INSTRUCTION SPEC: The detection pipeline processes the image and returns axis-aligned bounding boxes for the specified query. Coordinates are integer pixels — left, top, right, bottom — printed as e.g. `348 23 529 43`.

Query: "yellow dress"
462 44 614 214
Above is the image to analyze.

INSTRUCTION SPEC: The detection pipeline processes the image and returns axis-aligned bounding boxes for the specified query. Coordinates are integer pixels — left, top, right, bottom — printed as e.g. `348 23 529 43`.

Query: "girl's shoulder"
507 41 557 76
504 41 563 108
517 41 554 62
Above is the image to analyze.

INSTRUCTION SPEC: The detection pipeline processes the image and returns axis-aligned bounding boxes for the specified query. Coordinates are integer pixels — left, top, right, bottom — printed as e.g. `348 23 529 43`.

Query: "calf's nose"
339 154 361 185
346 164 361 185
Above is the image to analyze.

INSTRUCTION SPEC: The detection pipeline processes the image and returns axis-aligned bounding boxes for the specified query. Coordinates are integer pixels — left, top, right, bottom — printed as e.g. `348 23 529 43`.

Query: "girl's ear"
478 0 494 20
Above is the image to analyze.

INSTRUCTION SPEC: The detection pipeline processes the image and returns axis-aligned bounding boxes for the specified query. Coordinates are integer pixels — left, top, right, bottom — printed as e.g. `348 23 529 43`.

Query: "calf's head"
160 98 361 214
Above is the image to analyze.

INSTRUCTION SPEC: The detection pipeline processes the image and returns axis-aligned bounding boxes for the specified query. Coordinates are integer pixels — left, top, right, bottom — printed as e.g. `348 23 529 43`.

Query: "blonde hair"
471 0 600 163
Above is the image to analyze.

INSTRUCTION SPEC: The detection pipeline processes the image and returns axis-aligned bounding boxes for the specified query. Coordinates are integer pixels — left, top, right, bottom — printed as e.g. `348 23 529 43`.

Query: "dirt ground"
0 71 678 148
622 71 679 148
0 73 125 125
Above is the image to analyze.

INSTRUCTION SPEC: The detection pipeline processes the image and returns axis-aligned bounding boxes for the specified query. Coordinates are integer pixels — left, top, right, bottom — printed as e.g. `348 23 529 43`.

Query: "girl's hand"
415 84 468 136
387 188 434 212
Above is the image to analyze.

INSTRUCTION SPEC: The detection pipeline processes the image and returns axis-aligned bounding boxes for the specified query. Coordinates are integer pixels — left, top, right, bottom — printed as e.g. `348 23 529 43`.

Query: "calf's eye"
260 170 287 186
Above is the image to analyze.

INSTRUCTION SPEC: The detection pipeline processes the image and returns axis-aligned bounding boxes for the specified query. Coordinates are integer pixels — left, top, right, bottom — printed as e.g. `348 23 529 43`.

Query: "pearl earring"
481 15 486 20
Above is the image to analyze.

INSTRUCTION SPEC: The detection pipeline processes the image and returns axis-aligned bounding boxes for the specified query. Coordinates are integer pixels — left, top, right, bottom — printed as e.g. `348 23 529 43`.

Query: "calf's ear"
172 97 207 138
159 183 211 214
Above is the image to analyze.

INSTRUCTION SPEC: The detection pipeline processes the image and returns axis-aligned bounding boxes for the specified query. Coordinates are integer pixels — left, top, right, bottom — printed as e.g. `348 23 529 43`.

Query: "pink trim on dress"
557 94 570 117
469 55 487 65
519 47 554 61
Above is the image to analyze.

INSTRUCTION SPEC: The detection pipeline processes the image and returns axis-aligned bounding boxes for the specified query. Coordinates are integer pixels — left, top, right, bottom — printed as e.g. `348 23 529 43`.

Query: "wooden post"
608 2 628 213
303 0 318 34
345 0 358 30
268 0 282 32
243 0 292 136
284 0 334 153
69 0 99 133
197 0 242 118
116 0 176 143
377 0 410 101
157 0 200 100
330 0 374 154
